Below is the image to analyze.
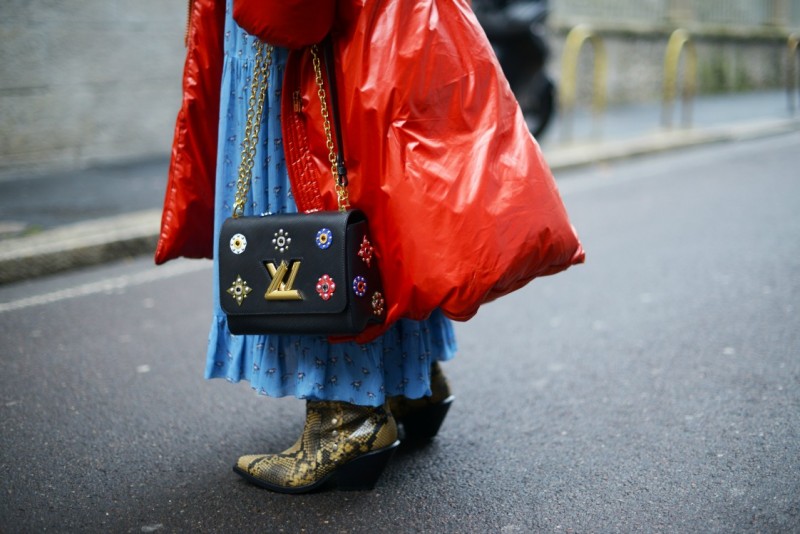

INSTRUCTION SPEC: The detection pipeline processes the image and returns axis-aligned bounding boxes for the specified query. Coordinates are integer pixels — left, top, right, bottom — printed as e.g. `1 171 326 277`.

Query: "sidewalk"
1 90 798 284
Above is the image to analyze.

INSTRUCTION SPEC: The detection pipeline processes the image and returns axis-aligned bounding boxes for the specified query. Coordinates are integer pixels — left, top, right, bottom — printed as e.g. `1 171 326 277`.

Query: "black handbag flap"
219 210 371 318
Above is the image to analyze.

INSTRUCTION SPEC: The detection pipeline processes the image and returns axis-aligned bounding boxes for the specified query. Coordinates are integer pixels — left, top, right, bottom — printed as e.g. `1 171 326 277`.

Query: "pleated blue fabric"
205 3 456 406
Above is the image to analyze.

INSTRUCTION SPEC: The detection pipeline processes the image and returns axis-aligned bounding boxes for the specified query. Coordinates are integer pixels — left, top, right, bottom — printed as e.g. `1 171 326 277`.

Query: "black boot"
389 362 454 441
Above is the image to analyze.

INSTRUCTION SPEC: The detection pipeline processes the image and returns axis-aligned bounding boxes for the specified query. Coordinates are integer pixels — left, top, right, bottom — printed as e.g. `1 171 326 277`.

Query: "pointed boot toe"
233 401 399 494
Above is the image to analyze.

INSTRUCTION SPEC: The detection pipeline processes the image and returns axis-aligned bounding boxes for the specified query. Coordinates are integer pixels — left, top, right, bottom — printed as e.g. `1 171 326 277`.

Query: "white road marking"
0 260 209 313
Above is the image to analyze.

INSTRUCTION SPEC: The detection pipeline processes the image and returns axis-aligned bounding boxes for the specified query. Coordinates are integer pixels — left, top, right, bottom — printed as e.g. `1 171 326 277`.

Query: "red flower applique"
358 236 374 267
316 274 336 301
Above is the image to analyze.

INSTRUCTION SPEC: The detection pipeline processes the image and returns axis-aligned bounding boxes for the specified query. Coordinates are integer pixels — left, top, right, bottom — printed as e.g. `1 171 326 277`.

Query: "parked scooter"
472 0 555 138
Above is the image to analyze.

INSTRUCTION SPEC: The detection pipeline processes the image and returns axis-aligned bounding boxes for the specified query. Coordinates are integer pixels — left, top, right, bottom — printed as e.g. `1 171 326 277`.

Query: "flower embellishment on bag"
316 274 336 301
273 229 291 252
226 275 253 305
358 236 374 266
316 228 333 250
371 291 385 316
230 233 248 254
352 276 367 297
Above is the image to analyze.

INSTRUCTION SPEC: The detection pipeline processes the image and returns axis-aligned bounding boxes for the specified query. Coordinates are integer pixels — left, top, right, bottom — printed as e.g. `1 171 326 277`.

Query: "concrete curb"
0 210 161 284
543 117 800 170
1 118 798 285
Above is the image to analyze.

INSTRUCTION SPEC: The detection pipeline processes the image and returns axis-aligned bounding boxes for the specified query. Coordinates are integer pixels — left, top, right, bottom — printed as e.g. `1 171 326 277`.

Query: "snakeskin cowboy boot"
389 362 454 441
234 401 399 493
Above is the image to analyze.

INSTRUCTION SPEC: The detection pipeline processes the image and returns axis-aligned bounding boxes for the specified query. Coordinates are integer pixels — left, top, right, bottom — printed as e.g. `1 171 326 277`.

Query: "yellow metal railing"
559 24 607 142
788 33 800 113
662 29 697 129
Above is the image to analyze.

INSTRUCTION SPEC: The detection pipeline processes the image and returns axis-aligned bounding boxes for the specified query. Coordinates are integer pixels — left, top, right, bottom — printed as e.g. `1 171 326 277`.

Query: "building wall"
0 1 797 174
0 0 187 174
551 0 800 28
547 0 799 105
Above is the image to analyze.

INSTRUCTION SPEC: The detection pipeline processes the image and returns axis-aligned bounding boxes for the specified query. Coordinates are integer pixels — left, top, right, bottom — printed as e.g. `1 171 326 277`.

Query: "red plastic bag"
276 0 585 342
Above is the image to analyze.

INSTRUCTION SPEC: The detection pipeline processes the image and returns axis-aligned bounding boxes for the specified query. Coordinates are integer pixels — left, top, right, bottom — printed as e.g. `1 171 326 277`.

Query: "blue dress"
206 3 456 407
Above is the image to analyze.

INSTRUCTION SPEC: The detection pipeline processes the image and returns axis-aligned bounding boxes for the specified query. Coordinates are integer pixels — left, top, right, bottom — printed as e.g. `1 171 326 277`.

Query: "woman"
156 0 583 494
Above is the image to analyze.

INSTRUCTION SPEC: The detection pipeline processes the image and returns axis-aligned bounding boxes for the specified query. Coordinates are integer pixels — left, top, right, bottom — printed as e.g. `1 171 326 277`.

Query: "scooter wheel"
524 72 555 139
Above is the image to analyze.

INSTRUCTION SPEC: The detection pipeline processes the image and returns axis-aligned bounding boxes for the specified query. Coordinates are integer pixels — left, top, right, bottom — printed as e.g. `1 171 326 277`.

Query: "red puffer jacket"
157 0 584 343
155 0 225 264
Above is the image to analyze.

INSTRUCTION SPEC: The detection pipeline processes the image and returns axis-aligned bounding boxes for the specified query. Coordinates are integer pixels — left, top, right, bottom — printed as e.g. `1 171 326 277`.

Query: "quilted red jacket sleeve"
155 0 226 264
233 0 336 49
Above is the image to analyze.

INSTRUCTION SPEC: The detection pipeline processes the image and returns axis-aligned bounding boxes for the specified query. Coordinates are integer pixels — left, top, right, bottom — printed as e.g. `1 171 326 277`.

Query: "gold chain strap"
310 45 350 211
233 41 274 218
233 42 349 217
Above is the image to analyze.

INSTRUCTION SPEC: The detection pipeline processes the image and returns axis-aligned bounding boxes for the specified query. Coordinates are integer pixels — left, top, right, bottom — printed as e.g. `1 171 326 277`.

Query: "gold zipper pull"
293 90 302 113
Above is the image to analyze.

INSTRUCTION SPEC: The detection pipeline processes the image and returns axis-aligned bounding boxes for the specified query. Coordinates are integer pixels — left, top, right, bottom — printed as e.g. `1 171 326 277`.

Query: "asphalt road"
1 132 799 533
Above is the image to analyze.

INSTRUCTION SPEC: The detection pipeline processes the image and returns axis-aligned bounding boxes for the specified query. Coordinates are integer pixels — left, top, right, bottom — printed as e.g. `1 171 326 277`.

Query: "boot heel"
335 440 400 491
401 395 454 441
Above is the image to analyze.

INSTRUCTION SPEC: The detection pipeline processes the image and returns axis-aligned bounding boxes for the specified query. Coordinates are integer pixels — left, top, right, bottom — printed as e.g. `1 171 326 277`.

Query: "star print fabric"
207 6 456 407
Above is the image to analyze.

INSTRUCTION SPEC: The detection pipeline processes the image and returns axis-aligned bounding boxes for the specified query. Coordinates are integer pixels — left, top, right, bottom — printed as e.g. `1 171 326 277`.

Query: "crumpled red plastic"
158 0 585 344
276 0 585 341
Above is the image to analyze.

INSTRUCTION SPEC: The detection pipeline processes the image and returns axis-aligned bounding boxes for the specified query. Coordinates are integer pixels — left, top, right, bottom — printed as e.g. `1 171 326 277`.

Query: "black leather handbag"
218 42 385 335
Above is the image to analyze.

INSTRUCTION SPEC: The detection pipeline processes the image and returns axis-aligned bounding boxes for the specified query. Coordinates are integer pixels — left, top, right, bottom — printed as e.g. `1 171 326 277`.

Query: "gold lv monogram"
264 260 303 301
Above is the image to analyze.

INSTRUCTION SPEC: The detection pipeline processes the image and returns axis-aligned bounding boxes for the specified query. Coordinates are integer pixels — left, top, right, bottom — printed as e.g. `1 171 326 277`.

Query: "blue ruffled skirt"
206 6 456 406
